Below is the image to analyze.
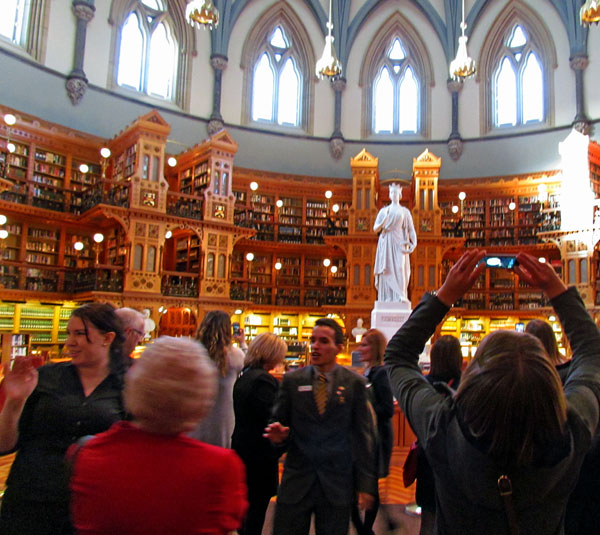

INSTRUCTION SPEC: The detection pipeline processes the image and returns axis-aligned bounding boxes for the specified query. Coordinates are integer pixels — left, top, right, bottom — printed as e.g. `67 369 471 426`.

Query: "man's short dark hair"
314 318 345 345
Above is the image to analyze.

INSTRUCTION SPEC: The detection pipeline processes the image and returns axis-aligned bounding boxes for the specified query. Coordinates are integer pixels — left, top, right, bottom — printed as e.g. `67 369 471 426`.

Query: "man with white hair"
115 307 146 365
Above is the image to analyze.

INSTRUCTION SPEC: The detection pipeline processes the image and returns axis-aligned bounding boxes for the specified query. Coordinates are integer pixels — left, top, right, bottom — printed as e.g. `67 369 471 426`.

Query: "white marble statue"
373 183 417 303
352 318 367 342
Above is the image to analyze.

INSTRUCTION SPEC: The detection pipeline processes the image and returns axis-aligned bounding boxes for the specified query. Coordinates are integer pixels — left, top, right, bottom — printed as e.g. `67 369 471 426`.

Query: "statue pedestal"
371 301 412 342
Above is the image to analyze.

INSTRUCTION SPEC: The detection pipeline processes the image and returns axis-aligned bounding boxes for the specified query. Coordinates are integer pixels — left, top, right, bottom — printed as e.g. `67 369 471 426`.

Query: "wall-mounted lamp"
0 229 8 240
79 163 89 174
167 156 177 167
0 214 6 225
323 258 331 267
93 232 104 264
165 230 173 239
451 205 459 214
275 261 282 270
100 147 111 179
330 265 338 274
332 203 340 214
249 182 259 191
276 199 283 209
73 241 84 251
508 201 516 211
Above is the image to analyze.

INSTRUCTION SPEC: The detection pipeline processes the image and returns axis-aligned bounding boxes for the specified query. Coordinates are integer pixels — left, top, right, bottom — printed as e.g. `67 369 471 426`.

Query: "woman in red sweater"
70 336 248 535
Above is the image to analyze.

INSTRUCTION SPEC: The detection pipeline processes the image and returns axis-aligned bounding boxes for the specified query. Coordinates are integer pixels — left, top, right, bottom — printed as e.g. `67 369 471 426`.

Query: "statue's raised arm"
373 184 416 304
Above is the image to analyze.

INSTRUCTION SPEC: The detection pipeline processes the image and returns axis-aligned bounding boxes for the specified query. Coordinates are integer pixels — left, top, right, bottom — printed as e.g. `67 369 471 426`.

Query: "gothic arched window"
0 0 48 61
360 14 433 138
109 0 193 108
241 4 315 132
478 3 556 133
493 25 544 127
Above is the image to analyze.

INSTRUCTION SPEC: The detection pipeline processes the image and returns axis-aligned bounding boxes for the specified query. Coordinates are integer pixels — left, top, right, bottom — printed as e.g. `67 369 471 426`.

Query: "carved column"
570 54 590 135
446 79 463 161
208 54 228 135
329 77 346 160
66 0 95 105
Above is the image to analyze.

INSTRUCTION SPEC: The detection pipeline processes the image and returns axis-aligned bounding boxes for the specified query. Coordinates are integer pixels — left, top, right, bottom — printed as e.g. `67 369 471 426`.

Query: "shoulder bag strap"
498 474 520 535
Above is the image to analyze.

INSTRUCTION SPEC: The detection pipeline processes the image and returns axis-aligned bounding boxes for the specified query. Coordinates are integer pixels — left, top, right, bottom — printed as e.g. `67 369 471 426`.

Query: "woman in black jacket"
351 328 394 535
231 332 287 535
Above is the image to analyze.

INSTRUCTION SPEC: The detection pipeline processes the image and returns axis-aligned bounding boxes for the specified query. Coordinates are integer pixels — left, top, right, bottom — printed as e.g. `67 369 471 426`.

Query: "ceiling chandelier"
316 0 342 79
186 0 219 30
580 0 600 25
449 0 476 80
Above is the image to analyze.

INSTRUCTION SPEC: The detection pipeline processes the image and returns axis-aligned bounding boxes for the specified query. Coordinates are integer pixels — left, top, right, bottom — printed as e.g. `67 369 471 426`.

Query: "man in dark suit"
264 318 377 535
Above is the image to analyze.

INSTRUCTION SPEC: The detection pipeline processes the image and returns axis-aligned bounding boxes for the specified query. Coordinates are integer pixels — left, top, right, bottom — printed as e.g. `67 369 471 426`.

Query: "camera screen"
482 255 517 269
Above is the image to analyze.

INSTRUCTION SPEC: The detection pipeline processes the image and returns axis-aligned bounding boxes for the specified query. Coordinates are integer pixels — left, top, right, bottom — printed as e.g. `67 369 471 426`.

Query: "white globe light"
0 230 8 240
276 199 283 208
509 202 516 211
458 191 466 201
330 265 338 273
538 257 546 264
100 147 111 158
93 233 104 243
275 262 282 270
246 252 254 261
332 203 340 213
249 181 259 191
7 143 15 153
165 230 173 239
74 241 84 251
0 215 6 225
323 258 331 267
3 114 16 126
167 156 177 167
325 190 333 199
79 163 89 174
451 205 459 214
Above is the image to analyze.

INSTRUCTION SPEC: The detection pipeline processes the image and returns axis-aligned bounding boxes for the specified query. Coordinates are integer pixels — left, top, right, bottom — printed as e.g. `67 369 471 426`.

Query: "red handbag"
402 440 419 487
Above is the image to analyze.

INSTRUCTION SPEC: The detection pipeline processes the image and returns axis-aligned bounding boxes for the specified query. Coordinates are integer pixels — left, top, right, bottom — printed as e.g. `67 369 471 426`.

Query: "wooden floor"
0 453 421 535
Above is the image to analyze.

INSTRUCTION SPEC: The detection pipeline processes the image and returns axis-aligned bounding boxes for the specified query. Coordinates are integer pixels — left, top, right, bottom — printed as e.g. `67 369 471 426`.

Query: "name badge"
298 385 313 392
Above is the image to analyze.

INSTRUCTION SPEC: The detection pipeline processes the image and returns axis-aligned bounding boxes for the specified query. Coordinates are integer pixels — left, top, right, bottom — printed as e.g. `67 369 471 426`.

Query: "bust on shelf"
352 318 367 343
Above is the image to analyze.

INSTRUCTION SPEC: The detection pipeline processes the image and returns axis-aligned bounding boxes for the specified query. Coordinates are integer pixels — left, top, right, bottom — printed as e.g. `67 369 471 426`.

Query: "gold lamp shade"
581 0 600 24
316 35 342 79
186 0 219 30
449 35 476 80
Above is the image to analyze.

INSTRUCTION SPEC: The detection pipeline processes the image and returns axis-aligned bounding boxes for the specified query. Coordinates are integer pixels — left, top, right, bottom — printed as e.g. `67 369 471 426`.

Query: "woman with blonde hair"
351 328 394 535
385 249 600 534
70 336 247 535
232 332 287 535
189 310 244 447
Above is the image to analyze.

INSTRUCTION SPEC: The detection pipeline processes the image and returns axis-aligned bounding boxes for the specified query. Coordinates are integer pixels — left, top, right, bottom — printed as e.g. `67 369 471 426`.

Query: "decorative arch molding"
240 0 316 134
478 1 557 135
359 11 434 139
107 0 196 111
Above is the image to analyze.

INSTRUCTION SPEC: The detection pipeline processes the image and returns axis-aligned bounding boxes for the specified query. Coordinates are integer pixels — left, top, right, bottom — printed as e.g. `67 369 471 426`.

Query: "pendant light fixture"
580 0 600 25
186 0 219 30
449 0 476 80
316 0 342 79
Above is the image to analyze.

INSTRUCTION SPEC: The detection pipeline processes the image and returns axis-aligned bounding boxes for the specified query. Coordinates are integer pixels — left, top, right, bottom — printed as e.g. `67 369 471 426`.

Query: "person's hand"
263 422 290 444
2 358 38 403
358 492 375 510
232 330 246 348
436 249 487 307
515 252 567 299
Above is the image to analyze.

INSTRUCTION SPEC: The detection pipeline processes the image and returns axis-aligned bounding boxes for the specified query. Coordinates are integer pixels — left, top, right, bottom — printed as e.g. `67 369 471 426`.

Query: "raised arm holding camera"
385 249 600 535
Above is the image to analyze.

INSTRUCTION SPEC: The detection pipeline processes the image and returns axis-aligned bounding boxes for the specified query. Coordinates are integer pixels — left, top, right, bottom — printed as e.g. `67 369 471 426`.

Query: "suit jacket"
272 364 377 506
365 365 395 478
232 366 280 499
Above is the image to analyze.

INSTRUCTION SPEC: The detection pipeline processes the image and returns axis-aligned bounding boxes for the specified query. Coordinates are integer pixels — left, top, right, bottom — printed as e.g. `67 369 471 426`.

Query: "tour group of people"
0 247 599 535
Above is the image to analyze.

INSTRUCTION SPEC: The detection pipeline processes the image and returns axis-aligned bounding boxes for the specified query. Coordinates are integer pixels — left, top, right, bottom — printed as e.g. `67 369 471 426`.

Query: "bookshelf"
251 193 275 241
32 148 67 211
305 199 328 244
277 196 303 243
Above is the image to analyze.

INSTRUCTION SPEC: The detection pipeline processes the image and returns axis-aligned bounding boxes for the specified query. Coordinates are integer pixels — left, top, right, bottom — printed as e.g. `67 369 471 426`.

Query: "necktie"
315 373 328 415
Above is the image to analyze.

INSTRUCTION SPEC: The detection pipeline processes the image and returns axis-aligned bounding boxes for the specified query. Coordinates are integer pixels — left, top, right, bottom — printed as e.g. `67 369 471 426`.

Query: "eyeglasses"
127 327 145 338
